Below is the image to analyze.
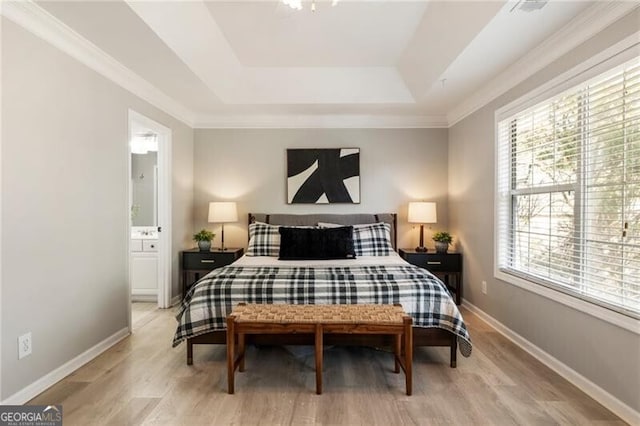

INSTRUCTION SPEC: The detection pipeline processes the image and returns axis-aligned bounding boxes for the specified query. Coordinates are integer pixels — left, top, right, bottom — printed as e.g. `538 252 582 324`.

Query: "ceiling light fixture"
282 0 339 12
282 0 302 10
509 0 548 13
131 132 158 155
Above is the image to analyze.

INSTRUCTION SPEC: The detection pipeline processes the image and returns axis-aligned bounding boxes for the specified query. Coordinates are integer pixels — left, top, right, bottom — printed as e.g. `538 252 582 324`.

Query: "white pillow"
318 222 378 229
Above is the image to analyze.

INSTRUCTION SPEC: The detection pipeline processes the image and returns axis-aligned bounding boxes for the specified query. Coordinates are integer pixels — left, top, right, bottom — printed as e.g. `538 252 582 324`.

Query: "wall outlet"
18 332 32 359
481 281 488 295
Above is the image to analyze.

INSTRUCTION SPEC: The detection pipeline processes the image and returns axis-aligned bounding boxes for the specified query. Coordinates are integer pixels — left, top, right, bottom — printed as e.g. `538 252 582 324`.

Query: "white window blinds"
496 57 640 317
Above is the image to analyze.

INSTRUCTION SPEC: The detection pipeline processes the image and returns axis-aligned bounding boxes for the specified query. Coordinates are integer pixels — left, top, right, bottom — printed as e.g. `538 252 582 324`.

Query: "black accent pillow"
278 226 356 260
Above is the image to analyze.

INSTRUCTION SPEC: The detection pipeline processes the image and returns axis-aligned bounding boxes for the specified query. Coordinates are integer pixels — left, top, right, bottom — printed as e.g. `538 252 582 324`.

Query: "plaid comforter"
173 264 472 357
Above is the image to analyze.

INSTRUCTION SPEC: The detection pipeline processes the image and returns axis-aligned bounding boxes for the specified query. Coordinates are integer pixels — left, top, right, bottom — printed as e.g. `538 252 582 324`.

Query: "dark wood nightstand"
399 249 463 305
181 248 244 299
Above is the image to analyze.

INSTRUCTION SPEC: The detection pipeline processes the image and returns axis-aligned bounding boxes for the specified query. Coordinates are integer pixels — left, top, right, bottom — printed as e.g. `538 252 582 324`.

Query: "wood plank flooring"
131 302 158 331
28 303 625 425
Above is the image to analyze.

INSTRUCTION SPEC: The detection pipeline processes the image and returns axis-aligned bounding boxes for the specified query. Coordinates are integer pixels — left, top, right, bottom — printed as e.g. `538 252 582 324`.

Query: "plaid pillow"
246 222 281 257
352 222 393 256
318 222 393 256
247 222 318 257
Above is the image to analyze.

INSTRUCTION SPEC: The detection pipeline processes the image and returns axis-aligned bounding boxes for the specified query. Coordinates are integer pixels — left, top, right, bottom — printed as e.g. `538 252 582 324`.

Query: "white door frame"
0 10 4 398
128 110 172 325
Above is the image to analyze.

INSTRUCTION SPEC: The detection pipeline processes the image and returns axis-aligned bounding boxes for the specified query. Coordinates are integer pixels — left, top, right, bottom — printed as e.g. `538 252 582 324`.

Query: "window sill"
494 269 640 335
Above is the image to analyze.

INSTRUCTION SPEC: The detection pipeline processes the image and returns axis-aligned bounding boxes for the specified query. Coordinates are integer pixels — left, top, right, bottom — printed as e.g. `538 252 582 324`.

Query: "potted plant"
432 231 453 254
193 229 215 252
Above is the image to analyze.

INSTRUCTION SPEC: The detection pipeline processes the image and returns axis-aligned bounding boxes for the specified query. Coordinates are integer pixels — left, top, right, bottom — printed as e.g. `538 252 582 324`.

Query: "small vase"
197 240 211 252
435 242 449 254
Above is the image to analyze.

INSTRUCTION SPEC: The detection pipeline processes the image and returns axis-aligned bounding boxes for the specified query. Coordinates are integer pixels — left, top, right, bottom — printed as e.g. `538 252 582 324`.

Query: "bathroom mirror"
131 134 158 227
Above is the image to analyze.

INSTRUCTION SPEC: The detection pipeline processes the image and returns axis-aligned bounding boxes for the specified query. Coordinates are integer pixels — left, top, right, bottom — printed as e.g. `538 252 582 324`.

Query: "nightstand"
181 248 244 299
399 249 463 305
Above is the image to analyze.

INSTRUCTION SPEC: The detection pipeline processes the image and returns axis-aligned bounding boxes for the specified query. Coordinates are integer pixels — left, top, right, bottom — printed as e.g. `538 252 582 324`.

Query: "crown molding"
0 0 446 130
446 1 640 127
193 114 449 129
1 0 196 127
4 1 637 131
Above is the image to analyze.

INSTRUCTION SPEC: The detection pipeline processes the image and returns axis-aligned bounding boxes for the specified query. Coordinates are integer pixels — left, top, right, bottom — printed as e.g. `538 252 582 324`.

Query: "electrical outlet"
481 281 488 295
18 332 32 359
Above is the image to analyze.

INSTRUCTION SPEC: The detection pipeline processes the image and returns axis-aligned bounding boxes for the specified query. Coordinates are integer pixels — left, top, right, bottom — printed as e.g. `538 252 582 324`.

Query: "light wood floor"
29 303 625 425
131 301 158 332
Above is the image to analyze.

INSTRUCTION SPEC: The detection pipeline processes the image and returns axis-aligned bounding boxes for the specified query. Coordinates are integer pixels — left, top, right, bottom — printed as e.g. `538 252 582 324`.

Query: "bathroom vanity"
131 227 159 302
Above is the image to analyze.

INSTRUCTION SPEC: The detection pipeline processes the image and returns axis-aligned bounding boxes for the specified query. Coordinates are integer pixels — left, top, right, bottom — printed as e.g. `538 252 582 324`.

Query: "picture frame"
286 148 360 204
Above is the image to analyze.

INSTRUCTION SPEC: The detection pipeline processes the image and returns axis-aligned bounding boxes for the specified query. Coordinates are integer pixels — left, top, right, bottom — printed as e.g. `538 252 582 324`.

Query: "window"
496 57 640 318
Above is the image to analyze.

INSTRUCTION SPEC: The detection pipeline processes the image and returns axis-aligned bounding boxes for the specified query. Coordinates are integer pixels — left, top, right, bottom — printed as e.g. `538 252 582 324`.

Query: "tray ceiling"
32 0 599 126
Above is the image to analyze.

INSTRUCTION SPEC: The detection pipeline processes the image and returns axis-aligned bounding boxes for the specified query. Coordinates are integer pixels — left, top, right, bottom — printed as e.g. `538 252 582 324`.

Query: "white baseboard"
462 300 640 426
131 288 158 303
131 295 158 303
131 288 158 296
1 327 130 405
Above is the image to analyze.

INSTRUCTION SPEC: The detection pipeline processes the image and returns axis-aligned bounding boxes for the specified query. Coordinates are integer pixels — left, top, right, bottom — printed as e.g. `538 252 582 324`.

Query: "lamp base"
220 223 227 251
415 224 428 253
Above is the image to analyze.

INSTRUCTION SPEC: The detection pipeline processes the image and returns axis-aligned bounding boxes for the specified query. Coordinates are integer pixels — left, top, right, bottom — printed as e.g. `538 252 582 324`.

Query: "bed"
174 213 471 367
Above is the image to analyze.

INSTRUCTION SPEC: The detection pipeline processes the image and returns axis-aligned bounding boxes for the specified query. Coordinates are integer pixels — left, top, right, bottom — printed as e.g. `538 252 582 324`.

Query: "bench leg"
315 324 323 395
227 317 235 394
404 317 413 396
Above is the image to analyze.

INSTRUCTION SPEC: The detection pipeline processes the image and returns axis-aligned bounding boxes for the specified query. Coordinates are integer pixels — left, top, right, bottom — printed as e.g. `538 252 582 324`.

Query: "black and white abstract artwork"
287 148 360 204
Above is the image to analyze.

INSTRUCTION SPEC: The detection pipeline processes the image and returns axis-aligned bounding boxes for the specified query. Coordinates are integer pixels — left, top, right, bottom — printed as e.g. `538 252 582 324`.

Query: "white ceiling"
207 1 429 67
31 0 609 127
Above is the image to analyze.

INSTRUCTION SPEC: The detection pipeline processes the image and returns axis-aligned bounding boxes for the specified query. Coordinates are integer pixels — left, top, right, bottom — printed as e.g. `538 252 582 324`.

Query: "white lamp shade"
208 202 238 223
408 202 437 224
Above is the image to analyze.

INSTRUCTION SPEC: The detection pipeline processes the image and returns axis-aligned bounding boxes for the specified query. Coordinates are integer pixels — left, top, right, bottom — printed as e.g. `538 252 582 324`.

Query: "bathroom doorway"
128 110 172 332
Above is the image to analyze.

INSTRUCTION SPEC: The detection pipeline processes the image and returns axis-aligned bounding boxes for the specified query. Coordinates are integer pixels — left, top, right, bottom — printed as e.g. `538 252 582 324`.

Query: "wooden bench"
226 303 413 395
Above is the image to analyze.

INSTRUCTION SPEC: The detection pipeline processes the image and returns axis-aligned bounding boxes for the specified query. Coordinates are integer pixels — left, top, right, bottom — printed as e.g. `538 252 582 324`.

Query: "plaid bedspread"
173 264 472 357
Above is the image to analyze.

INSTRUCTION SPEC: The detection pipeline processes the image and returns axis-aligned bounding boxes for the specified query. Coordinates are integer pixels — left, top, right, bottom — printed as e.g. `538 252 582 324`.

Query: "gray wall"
0 18 193 399
171 122 195 300
194 129 449 250
448 10 640 412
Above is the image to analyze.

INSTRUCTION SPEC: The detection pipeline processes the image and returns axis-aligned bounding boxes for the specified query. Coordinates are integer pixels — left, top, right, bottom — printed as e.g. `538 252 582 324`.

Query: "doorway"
128 110 172 332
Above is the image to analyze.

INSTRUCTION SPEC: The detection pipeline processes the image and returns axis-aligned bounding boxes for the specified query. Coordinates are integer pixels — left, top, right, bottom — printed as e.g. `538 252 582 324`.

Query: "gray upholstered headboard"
249 213 398 250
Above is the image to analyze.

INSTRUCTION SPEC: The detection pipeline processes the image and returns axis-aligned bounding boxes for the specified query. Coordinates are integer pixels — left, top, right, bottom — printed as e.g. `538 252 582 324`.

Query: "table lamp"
208 201 238 251
408 202 437 252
